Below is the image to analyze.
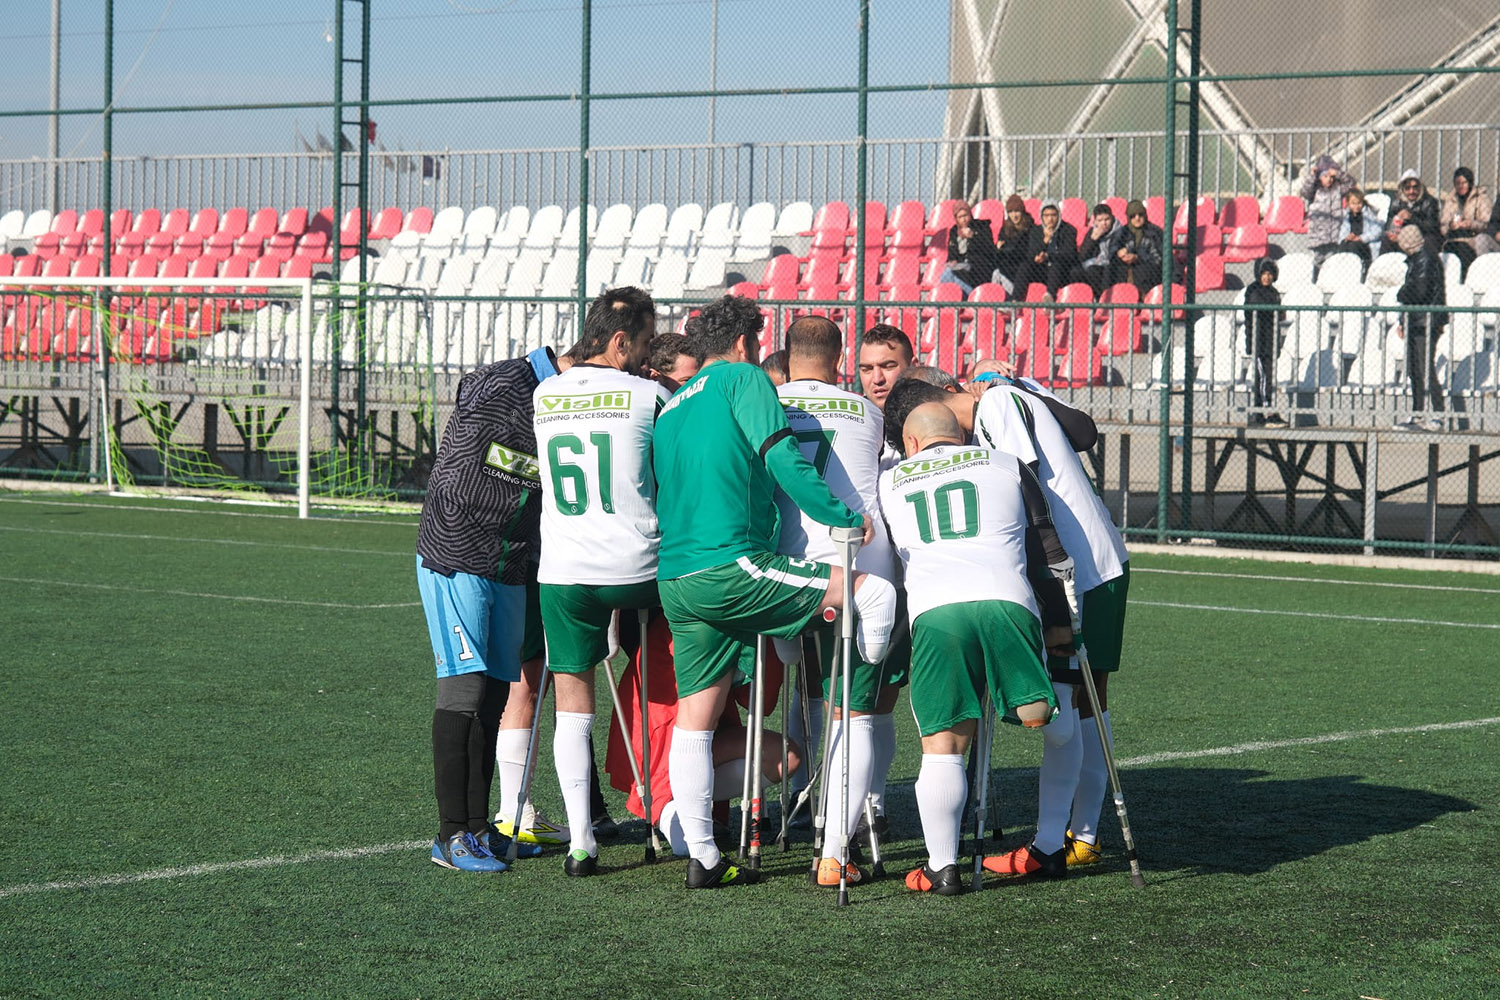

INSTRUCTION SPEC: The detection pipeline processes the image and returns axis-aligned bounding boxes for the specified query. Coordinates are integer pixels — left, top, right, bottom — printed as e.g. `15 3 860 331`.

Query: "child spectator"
1301 154 1354 267
1242 258 1286 428
1335 188 1384 273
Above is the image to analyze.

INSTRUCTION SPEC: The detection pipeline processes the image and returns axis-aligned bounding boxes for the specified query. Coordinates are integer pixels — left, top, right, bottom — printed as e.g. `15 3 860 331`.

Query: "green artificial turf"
1 492 1496 999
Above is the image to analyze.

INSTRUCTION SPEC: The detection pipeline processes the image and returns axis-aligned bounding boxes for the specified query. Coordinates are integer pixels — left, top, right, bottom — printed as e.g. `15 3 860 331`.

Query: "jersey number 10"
903 480 980 542
548 432 615 516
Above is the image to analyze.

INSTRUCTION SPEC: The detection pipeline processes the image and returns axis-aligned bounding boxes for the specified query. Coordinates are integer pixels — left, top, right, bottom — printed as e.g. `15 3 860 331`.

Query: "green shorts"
660 553 832 698
1048 562 1130 676
539 579 659 673
521 578 544 664
809 626 880 713
908 599 1056 737
879 588 912 690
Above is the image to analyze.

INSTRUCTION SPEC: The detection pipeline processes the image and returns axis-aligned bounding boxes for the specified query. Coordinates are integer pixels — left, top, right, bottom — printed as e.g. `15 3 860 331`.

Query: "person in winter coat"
992 194 1036 295
1242 258 1285 428
1333 188 1384 272
1301 154 1355 267
1384 169 1442 256
939 203 1000 298
1439 166 1494 279
1394 224 1447 430
1105 200 1168 296
1025 203 1081 298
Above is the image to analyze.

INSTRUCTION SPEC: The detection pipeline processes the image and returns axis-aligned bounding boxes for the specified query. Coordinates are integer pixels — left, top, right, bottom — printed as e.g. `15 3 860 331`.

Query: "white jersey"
534 365 672 586
774 379 893 579
973 379 1127 593
880 444 1039 622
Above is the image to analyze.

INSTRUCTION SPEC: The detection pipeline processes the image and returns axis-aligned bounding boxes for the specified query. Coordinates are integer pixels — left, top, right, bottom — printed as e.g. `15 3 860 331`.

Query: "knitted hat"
1396 224 1424 253
1005 194 1026 213
1125 199 1147 220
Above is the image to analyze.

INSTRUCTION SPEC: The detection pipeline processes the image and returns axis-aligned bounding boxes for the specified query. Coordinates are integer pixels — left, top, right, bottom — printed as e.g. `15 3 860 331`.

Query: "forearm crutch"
1074 636 1145 888
830 524 862 907
505 662 550 864
636 607 659 862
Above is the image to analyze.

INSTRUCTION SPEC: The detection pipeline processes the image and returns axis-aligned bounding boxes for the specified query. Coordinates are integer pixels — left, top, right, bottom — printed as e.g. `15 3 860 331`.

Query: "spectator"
1439 166 1493 279
1025 203 1081 299
1334 188 1384 272
1242 258 1285 429
1384 170 1442 256
1394 225 1447 431
992 194 1035 295
1076 203 1122 294
1480 197 1500 257
1301 154 1355 267
1105 200 1167 297
938 203 999 298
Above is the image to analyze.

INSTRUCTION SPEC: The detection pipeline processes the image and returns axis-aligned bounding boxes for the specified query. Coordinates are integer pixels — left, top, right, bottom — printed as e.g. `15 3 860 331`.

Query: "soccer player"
880 403 1074 895
973 374 1129 876
774 316 895 886
416 343 564 872
533 287 669 877
648 331 703 393
653 294 898 889
857 323 915 412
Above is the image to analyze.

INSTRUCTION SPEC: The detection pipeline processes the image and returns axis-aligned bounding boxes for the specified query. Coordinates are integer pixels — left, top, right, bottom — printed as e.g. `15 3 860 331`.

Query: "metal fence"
0 0 1496 559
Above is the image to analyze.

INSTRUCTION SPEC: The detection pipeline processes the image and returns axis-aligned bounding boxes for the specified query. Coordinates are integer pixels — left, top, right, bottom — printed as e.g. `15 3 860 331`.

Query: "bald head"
903 402 964 455
786 315 843 382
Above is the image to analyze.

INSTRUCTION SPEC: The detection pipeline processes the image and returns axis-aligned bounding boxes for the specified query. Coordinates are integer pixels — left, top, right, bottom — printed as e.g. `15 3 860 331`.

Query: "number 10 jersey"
533 364 672 586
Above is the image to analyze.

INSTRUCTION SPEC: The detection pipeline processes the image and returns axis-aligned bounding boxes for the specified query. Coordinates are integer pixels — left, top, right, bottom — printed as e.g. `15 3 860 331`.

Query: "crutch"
971 691 996 891
806 630 841 879
747 636 767 870
1074 634 1146 888
505 663 550 864
830 524 862 907
778 634 820 846
862 797 885 879
598 618 660 864
636 607 659 862
776 638 793 852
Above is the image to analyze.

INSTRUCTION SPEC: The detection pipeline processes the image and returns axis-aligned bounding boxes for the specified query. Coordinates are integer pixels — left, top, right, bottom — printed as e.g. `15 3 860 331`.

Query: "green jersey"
654 360 861 580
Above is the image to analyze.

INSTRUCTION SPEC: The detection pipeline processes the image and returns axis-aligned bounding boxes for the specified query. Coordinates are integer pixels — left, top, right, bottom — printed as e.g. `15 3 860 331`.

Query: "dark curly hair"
694 294 764 360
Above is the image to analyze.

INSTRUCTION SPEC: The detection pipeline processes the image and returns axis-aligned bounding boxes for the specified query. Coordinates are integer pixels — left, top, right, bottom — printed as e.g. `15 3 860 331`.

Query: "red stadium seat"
1171 197 1216 235
32 233 61 260
59 233 87 258
1143 282 1187 323
973 199 1003 225
927 199 964 236
279 207 309 237
812 201 850 235
887 226 925 257
887 200 927 235
1060 198 1088 239
881 252 922 291
727 280 760 299
1023 198 1041 221
294 231 329 261
1263 195 1306 234
403 206 434 234
174 234 204 261
70 255 100 280
855 201 886 238
116 232 147 261
160 208 190 238
50 209 79 235
922 281 966 372
881 283 923 345
308 207 334 237
1143 196 1164 229
203 231 237 261
1096 283 1142 355
369 207 403 240
968 282 1009 361
110 208 133 237
78 209 104 237
1223 223 1269 263
264 232 297 262
1104 196 1128 222
188 208 219 238
144 232 177 259
810 226 848 255
132 208 161 237
41 255 72 280
1192 251 1226 292
1217 195 1260 231
219 207 248 238
760 253 801 293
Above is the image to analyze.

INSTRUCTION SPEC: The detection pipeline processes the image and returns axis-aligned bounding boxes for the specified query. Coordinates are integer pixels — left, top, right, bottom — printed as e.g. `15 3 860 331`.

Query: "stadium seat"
1275 251 1315 289
685 244 729 290
402 206 434 235
663 203 703 257
737 203 777 259
116 233 146 261
41 255 72 280
50 209 79 236
0 210 24 241
160 208 190 239
973 199 1003 225
1103 196 1128 222
651 250 689 300
880 252 922 292
219 207 249 239
525 205 565 250
1196 312 1244 388
887 200 927 235
582 254 616 295
881 282 924 345
21 210 53 239
1171 197 1216 235
855 201 886 238
1023 198 1041 221
1143 196 1165 229
59 233 87 258
1315 252 1364 295
927 199 964 236
1060 198 1088 236
1192 251 1225 292
922 281 966 372
1364 252 1407 291
774 201 814 237
1174 223 1222 255
627 203 669 255
1263 195 1306 234
590 203 631 250
32 233 61 260
967 282 1009 360
188 208 219 238
1223 224 1268 263
810 224 847 256
1326 282 1375 358
702 201 739 241
76 209 104 238
366 206 402 241
145 233 177 260
1142 282 1187 323
1096 283 1142 355
132 208 162 238
1217 195 1260 231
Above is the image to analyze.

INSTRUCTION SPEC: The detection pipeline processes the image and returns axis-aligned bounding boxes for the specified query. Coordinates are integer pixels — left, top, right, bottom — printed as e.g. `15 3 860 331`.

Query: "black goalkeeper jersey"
417 350 560 585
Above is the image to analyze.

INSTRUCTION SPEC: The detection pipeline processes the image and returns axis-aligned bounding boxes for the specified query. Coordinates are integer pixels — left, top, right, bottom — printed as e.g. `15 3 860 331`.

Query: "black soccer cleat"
563 849 598 877
982 841 1068 880
904 863 967 896
686 855 757 889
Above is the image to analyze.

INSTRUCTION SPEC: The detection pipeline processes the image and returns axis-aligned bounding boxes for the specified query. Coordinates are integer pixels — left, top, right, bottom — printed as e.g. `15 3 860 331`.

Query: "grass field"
1 491 1497 1000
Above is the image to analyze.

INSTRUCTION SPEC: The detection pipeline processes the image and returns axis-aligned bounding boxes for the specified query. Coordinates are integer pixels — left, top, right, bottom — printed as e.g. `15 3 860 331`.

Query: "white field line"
0 575 418 609
1133 599 1500 630
0 840 430 899
1117 717 1500 767
0 496 419 523
1133 566 1500 595
4 716 1498 900
0 523 411 557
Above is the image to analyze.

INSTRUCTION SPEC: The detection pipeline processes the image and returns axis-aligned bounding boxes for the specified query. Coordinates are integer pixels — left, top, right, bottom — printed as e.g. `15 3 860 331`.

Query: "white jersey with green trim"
534 364 672 586
879 444 1038 621
775 379 893 577
973 380 1127 593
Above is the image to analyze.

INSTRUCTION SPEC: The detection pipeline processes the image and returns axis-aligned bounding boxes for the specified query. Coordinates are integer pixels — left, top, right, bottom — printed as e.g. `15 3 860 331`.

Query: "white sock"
1035 683 1080 855
821 715 875 859
868 712 896 815
553 711 596 856
668 727 719 866
495 728 534 823
853 574 897 664
656 799 690 856
1071 710 1113 846
914 753 966 871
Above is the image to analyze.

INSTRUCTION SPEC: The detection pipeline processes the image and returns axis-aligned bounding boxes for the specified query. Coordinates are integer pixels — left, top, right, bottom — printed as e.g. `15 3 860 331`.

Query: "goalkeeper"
653 294 897 890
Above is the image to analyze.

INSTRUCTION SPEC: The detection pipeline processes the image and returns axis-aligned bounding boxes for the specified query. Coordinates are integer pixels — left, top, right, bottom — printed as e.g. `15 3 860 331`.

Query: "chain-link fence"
1 1 1496 556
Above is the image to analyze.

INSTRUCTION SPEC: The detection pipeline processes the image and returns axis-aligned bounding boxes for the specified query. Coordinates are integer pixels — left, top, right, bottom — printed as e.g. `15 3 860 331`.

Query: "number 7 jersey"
533 364 673 586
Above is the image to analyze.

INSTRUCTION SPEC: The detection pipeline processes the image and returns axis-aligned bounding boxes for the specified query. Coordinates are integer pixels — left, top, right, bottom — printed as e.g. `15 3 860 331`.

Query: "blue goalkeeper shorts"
416 555 525 681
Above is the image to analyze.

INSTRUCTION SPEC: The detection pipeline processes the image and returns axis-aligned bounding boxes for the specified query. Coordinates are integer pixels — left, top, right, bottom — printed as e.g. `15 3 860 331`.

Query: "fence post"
1157 0 1179 544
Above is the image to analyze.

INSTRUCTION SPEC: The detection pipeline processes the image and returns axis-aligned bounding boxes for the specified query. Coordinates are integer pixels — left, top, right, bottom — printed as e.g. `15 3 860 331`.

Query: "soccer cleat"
478 823 544 860
813 856 864 886
854 810 889 850
904 863 966 895
592 811 620 840
494 808 570 846
430 831 509 873
685 855 757 889
563 848 598 877
1064 831 1102 867
982 841 1068 879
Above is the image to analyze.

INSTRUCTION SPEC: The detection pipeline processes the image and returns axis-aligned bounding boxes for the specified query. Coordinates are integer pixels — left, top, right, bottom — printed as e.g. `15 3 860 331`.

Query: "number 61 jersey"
879 444 1039 622
533 364 672 586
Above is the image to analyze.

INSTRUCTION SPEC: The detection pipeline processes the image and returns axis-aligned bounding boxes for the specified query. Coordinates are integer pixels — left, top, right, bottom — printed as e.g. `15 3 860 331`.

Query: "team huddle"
415 287 1131 895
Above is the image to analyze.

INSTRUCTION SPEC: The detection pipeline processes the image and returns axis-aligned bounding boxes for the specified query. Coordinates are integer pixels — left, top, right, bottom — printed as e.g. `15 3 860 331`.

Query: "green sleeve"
732 367 861 529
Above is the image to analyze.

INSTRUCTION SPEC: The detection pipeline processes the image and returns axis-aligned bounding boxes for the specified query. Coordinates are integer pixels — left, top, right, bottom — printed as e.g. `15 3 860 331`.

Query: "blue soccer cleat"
431 831 509 873
478 823 543 860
